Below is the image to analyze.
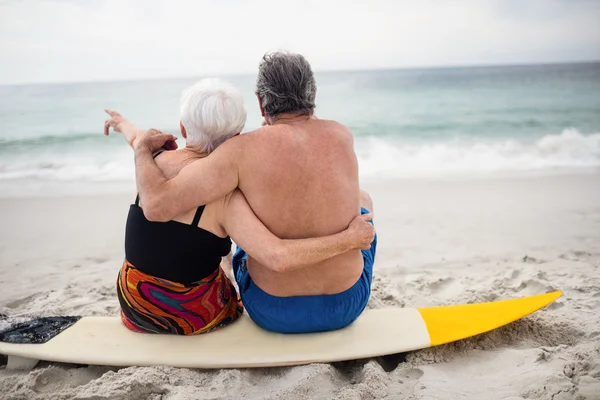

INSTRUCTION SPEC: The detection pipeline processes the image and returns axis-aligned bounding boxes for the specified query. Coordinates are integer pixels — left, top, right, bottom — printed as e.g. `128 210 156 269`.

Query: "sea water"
0 62 599 196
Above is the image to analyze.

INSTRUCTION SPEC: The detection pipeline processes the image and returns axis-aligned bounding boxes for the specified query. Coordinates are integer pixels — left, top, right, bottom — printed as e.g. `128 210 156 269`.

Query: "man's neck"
268 112 316 126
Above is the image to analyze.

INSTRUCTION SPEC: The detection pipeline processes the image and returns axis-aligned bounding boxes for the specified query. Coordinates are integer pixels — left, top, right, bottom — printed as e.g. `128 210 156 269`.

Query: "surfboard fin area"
0 291 562 369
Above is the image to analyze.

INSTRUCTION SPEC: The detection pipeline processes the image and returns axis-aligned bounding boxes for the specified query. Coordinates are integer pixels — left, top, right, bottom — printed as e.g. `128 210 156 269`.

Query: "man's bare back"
133 118 366 297
236 117 363 296
134 117 367 297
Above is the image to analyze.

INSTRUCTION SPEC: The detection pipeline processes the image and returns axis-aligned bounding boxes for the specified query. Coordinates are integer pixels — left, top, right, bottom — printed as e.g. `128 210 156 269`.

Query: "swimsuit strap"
134 150 165 207
191 205 206 227
153 150 164 159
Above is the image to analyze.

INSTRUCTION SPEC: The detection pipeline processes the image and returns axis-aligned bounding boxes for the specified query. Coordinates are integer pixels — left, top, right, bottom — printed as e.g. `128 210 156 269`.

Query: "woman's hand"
104 109 127 136
346 213 375 250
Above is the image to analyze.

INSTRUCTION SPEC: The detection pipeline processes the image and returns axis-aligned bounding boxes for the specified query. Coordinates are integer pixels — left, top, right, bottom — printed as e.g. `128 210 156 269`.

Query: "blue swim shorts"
232 207 376 334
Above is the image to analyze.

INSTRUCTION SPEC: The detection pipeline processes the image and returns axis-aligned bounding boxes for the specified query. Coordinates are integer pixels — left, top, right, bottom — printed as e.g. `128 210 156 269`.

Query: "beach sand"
1 172 599 400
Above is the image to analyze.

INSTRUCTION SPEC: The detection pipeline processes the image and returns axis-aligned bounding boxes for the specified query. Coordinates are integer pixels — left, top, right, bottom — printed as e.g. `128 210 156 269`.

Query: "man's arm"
221 190 375 273
134 132 240 222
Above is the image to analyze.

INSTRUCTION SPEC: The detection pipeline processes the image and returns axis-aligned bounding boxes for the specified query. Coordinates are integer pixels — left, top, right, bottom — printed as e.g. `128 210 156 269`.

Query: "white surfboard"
0 291 562 369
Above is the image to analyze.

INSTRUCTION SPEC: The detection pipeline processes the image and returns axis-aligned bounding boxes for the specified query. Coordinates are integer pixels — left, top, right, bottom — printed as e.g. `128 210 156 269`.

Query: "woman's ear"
180 121 187 139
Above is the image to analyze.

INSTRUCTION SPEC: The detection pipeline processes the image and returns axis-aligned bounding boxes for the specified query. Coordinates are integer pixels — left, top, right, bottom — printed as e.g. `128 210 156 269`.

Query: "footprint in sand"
522 255 546 264
427 277 463 297
503 269 521 286
515 279 555 296
85 256 110 264
572 250 592 257
5 292 45 309
588 300 600 310
403 368 424 380
559 250 593 261
33 367 68 394
545 300 565 311
578 376 600 399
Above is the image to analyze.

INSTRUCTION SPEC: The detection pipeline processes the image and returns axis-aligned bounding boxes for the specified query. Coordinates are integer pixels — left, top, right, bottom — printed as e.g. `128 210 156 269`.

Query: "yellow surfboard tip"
418 291 563 347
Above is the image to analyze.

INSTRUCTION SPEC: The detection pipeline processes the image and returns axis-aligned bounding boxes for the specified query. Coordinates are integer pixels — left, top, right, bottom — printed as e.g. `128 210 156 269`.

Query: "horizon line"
1 58 599 87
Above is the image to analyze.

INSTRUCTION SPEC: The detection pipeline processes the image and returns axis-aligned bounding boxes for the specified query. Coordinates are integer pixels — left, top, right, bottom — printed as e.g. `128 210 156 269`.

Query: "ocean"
0 62 599 197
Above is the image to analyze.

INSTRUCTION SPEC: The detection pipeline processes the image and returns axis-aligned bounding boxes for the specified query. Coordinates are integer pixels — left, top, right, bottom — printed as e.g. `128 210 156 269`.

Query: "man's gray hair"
255 52 317 118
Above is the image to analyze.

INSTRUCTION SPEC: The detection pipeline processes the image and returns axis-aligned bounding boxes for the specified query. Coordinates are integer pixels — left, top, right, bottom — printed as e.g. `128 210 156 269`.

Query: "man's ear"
256 94 266 117
180 121 187 139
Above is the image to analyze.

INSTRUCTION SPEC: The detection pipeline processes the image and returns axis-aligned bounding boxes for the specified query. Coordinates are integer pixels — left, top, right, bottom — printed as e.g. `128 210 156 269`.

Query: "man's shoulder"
209 129 268 162
244 125 284 135
236 119 353 143
317 119 354 144
311 118 351 135
236 125 283 143
240 126 269 136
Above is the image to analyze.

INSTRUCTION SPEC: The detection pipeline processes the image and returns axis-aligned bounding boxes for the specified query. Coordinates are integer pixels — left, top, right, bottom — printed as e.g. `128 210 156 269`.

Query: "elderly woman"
104 78 374 335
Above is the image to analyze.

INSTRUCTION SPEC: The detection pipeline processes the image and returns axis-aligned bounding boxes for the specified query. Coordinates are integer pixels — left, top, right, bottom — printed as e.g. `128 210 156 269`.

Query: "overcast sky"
1 0 599 84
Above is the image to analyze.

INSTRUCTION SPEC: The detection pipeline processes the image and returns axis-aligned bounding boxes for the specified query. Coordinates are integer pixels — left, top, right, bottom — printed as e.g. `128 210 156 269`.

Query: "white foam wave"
0 146 135 182
0 160 134 182
357 129 600 179
0 129 598 186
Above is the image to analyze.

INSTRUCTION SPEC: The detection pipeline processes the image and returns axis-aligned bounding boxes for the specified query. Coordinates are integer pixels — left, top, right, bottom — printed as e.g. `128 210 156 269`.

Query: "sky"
0 0 599 84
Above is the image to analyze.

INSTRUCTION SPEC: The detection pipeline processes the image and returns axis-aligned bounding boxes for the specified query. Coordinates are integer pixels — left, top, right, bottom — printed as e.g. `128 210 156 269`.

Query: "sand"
1 172 600 400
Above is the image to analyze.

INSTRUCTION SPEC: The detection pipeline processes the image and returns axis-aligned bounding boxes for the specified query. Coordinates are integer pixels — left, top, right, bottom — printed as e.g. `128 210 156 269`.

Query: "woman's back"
119 149 242 335
125 149 232 283
124 201 231 284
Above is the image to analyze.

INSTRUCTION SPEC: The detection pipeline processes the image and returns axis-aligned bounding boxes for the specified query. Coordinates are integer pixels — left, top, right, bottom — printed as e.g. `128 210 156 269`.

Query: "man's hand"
346 213 375 250
134 128 178 153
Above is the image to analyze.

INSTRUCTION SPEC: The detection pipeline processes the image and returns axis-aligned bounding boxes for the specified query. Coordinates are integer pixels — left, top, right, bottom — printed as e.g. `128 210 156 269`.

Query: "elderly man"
133 52 376 333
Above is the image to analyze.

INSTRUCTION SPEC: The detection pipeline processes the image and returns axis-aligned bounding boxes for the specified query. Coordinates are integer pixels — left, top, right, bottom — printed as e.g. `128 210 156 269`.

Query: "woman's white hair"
180 78 247 152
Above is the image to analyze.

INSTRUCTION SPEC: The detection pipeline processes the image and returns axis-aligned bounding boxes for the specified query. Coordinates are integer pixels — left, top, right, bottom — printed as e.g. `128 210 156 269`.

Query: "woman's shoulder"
154 150 196 179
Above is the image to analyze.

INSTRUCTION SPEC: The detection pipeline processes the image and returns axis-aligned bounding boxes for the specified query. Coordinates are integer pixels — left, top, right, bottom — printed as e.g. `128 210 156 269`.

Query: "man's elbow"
258 249 289 273
142 201 171 222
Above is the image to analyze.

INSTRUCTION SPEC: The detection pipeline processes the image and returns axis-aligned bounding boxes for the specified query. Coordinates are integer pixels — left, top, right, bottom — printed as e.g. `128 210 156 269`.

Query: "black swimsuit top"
124 155 231 285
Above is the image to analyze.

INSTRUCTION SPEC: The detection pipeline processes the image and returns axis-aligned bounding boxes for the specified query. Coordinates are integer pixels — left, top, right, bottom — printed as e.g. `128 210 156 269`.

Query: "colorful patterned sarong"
117 260 243 335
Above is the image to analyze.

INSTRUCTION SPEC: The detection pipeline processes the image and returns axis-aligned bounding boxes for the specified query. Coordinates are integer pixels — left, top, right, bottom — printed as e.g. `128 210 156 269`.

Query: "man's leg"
360 190 374 218
359 189 376 286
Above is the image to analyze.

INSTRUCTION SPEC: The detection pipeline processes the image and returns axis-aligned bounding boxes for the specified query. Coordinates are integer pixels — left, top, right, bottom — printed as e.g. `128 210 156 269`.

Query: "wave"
0 129 175 152
0 132 106 148
0 160 134 182
357 129 600 178
0 129 598 183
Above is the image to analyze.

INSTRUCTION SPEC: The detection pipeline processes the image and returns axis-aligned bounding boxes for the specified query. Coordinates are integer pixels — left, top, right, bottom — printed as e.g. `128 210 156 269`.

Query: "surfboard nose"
417 291 563 346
